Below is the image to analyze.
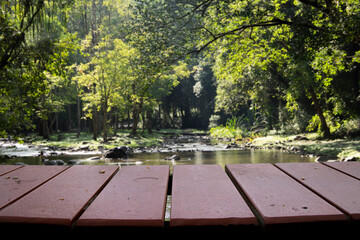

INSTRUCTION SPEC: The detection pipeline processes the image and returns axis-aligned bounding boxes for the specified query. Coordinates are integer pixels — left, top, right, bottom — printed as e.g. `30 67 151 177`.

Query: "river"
0 140 315 172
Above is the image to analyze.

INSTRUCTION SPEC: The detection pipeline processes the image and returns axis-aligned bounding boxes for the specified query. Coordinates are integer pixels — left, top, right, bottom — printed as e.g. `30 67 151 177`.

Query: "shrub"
209 116 246 139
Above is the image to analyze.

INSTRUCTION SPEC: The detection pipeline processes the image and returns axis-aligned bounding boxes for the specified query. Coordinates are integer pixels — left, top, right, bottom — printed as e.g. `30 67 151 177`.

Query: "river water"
0 140 315 172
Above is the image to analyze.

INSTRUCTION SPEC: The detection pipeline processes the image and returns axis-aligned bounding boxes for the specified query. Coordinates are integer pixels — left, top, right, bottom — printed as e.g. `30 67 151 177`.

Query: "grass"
250 133 360 160
22 130 166 150
22 129 209 151
209 126 243 139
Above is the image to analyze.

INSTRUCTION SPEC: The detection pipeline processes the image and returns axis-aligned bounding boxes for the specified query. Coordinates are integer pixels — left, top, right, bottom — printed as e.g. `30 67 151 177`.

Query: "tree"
76 36 134 141
124 1 193 135
70 0 189 139
130 0 360 137
0 0 75 138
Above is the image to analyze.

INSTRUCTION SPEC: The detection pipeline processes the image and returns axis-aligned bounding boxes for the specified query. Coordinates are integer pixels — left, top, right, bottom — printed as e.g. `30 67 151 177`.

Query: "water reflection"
1 149 315 172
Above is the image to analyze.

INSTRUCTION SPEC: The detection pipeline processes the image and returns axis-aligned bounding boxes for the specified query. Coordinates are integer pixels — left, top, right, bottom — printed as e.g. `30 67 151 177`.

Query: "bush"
210 126 243 139
209 116 246 139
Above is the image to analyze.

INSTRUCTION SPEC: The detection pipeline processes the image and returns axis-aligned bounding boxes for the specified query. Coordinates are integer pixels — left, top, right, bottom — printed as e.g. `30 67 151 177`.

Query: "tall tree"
76 36 134 141
130 0 360 137
0 0 74 138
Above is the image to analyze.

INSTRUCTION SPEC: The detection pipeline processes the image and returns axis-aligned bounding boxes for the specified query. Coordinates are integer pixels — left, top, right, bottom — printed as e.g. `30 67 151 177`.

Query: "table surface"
0 162 359 228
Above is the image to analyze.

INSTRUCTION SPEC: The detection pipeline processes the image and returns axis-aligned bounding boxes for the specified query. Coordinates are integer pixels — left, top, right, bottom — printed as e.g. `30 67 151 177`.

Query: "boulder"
165 154 180 160
104 146 133 159
42 159 65 165
315 155 337 162
14 162 26 165
294 135 309 141
67 160 78 165
343 156 359 162
224 142 239 149
55 160 65 165
80 145 90 151
42 159 57 165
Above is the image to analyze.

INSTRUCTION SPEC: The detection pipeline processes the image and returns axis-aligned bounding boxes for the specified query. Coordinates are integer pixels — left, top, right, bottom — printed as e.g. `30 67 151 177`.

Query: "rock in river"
104 146 133 159
165 154 180 160
42 159 65 165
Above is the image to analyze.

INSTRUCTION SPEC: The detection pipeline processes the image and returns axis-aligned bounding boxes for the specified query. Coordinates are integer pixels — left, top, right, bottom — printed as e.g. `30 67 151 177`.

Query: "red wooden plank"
170 165 257 227
0 165 68 210
226 164 346 225
276 162 360 220
77 165 169 227
0 165 118 226
0 165 23 176
323 162 360 180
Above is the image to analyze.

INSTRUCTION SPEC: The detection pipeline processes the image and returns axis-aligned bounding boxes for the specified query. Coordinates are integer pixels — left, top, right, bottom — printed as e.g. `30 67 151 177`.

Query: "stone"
294 136 309 141
315 155 337 162
67 160 78 165
103 146 133 159
165 154 180 160
55 160 65 165
343 156 359 162
42 160 57 165
224 142 239 149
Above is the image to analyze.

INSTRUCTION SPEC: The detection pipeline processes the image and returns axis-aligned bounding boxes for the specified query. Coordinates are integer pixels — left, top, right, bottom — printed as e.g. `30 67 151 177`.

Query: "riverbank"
21 130 177 151
0 130 212 158
247 133 360 161
1 131 359 162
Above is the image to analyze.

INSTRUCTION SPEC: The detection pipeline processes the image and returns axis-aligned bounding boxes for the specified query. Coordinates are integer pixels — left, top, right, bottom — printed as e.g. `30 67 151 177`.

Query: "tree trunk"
55 113 59 132
127 110 131 130
146 109 153 134
83 1 88 35
141 111 145 134
103 113 108 142
76 94 81 138
114 107 119 134
40 119 50 139
102 103 108 142
92 83 99 140
158 104 162 130
49 113 57 133
68 104 72 131
131 105 140 136
92 108 99 141
131 100 143 136
308 87 331 138
181 104 191 129
91 0 97 45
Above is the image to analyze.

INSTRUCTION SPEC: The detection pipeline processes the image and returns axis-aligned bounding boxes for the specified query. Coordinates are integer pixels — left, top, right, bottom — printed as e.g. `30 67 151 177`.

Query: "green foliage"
76 36 133 117
210 126 242 139
0 0 76 137
183 0 360 138
210 116 248 139
2 0 360 140
306 110 344 136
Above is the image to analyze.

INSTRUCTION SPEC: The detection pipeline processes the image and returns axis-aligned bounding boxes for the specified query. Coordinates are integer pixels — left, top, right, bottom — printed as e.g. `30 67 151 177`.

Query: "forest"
1 0 360 142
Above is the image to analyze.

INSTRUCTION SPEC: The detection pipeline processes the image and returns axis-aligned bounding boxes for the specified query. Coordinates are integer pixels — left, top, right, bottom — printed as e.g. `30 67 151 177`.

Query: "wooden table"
0 162 359 230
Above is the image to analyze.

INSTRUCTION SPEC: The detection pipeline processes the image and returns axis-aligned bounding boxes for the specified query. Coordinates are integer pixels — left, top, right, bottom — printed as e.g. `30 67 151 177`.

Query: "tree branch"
22 4 44 32
176 0 215 20
298 0 331 15
188 16 320 56
0 1 45 71
190 19 294 54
